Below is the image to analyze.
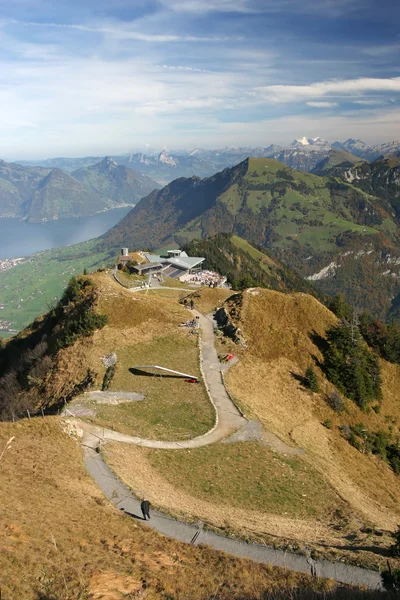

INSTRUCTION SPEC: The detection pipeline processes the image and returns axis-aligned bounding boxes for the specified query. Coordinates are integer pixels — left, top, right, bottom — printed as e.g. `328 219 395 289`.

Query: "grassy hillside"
1 417 333 599
0 240 113 333
183 233 325 299
104 287 400 570
102 157 390 254
312 149 366 175
99 157 400 319
2 266 400 575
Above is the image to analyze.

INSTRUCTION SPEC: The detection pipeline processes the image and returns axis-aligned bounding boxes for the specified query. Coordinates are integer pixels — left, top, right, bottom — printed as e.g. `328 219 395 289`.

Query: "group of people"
181 269 226 288
183 298 195 310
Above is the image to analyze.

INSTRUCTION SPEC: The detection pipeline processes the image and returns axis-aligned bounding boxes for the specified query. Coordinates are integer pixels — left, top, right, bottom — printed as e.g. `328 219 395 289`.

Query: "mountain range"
98 155 400 320
17 138 400 184
0 158 159 221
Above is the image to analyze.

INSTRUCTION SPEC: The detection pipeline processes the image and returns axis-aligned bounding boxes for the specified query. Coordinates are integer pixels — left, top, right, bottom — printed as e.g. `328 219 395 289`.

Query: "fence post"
27 409 31 419
41 407 45 418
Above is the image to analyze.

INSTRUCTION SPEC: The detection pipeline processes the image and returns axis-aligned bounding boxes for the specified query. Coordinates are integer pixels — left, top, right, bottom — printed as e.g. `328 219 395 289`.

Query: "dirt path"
74 277 385 588
76 311 246 449
83 446 384 590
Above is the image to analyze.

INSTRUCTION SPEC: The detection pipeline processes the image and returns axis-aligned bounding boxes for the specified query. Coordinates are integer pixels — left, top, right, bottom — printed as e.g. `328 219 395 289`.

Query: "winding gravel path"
76 277 385 589
77 311 246 449
83 446 383 590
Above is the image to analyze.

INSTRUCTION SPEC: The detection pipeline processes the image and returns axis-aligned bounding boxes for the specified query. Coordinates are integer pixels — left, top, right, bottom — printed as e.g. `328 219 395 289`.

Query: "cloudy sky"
1 0 399 158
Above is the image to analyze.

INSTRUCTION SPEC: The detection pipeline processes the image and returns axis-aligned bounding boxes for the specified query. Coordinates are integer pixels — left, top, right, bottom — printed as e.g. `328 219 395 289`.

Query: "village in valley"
0 256 25 273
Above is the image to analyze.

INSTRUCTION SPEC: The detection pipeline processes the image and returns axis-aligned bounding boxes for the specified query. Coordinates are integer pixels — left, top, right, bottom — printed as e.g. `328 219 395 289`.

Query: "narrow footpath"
75 277 384 590
84 446 383 590
77 311 246 449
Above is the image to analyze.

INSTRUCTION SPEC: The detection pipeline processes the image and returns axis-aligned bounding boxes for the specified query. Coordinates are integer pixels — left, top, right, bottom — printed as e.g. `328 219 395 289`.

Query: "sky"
0 0 399 158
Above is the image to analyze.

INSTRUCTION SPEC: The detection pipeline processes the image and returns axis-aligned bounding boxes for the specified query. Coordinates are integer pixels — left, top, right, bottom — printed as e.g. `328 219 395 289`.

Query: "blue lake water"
0 206 132 260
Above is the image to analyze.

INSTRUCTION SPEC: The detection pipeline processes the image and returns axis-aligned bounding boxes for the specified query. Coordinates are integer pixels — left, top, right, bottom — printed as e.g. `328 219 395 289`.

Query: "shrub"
360 311 400 364
304 365 319 392
328 294 353 320
339 424 351 440
327 389 344 413
381 567 400 590
391 527 400 557
343 425 400 475
322 420 332 429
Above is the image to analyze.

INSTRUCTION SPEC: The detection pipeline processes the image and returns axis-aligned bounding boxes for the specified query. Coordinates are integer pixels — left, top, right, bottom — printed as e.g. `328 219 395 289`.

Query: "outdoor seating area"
179 270 228 288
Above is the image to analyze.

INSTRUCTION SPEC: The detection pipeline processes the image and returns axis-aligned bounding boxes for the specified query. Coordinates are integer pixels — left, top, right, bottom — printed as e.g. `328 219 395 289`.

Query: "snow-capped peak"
158 150 177 166
291 136 328 147
294 136 310 146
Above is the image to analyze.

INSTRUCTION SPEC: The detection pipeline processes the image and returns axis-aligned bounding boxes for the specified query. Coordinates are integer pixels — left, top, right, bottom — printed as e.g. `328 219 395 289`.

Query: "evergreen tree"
304 365 319 392
322 320 382 410
329 293 353 321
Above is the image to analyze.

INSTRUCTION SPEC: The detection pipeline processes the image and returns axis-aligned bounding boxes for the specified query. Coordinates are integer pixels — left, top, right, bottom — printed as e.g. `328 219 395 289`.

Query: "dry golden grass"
75 331 215 440
41 273 190 404
103 287 400 569
0 418 334 600
182 287 235 314
105 441 348 542
225 289 400 534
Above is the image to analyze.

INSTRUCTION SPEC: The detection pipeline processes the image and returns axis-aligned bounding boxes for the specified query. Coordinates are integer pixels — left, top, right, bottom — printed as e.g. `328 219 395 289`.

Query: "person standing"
141 499 151 520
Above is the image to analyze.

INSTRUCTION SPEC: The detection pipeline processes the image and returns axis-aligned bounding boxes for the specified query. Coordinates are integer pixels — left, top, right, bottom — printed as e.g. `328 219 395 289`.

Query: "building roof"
168 256 204 270
145 253 163 263
143 251 204 270
136 262 163 271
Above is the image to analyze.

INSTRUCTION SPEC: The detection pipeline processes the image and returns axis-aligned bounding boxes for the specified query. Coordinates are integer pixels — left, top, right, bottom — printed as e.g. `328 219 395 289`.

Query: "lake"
0 206 132 260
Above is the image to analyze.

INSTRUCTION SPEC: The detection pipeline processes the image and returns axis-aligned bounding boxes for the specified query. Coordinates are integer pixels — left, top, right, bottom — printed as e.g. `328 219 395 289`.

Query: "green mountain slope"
0 240 113 334
312 149 366 175
0 160 51 217
25 169 106 222
0 156 160 221
102 157 395 252
341 155 400 218
71 157 160 205
183 233 324 299
99 157 400 319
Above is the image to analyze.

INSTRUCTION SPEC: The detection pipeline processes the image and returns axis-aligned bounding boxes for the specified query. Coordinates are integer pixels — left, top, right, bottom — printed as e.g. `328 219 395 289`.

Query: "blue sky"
0 0 399 158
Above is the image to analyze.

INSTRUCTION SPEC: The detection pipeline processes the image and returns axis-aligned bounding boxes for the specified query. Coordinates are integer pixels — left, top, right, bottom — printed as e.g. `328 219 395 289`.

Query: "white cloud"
137 96 225 115
17 19 232 43
362 44 400 57
160 0 258 13
160 0 361 15
307 101 338 107
258 77 400 103
353 99 387 105
158 64 211 72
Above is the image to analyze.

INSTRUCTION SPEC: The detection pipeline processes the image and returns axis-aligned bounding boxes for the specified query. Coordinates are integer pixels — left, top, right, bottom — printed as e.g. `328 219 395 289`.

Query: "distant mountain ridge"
17 137 400 184
0 158 159 221
312 151 400 219
72 157 159 206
